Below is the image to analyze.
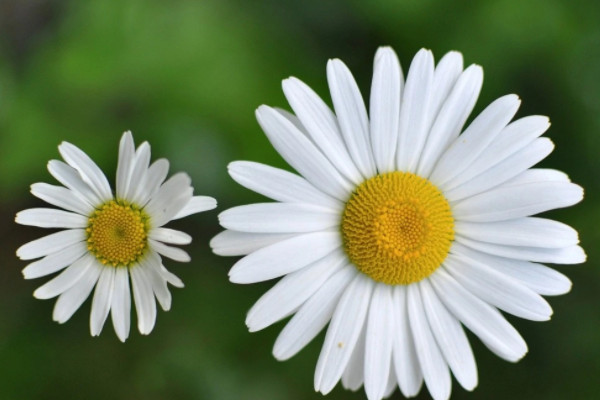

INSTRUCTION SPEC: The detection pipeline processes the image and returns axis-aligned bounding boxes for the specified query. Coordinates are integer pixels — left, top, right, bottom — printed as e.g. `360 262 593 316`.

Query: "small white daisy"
211 47 585 400
16 131 217 342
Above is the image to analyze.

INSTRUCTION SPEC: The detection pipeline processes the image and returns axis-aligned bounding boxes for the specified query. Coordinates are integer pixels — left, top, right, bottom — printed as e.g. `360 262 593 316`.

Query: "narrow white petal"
16 208 88 229
116 131 135 199
392 286 423 398
47 160 102 206
22 242 88 279
138 159 170 206
273 265 357 361
110 267 131 342
125 142 151 202
341 324 366 392
430 269 528 362
364 284 394 400
157 262 184 288
429 51 464 121
430 94 521 186
315 274 374 395
444 254 552 321
506 168 570 185
417 65 483 178
327 58 376 177
455 217 579 249
228 161 342 210
130 265 157 335
246 250 346 332
219 203 340 233
149 227 192 245
456 237 586 264
34 255 95 299
407 284 451 400
397 48 435 173
420 279 478 391
370 47 402 173
145 173 193 227
445 138 554 201
31 183 94 215
90 266 116 336
149 239 191 262
210 230 296 257
172 196 217 219
52 260 103 323
283 77 362 184
17 229 85 260
451 242 572 296
58 141 112 201
139 252 172 311
229 231 341 284
256 105 353 200
382 364 397 399
452 181 584 222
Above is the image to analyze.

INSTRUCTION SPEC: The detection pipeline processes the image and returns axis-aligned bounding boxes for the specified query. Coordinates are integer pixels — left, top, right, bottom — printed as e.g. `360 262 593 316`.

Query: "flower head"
16 131 217 342
212 47 585 400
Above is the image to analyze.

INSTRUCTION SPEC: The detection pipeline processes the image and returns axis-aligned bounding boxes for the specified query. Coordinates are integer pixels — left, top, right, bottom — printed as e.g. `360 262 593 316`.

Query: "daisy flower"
16 131 217 342
211 47 585 400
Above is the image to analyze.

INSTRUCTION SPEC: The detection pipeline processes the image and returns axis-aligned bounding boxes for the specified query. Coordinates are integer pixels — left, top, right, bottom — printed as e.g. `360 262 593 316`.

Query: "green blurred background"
1 0 599 399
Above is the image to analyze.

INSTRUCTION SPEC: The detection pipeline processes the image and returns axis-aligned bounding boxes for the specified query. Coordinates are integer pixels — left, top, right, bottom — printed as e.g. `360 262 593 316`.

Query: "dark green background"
1 0 598 399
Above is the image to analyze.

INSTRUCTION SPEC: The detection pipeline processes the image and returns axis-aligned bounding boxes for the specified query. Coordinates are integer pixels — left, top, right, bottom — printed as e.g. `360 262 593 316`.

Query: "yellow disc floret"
86 200 149 267
341 172 454 285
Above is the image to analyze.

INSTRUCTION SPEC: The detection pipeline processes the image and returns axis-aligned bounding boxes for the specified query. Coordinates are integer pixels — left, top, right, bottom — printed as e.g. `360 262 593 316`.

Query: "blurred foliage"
0 0 599 399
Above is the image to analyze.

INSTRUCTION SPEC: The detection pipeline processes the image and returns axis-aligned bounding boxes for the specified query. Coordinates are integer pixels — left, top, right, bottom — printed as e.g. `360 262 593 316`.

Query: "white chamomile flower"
211 47 585 400
16 131 216 342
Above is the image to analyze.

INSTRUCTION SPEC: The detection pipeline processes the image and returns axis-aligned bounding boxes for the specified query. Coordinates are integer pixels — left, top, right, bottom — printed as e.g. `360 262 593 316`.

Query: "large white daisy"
211 47 585 400
16 131 217 342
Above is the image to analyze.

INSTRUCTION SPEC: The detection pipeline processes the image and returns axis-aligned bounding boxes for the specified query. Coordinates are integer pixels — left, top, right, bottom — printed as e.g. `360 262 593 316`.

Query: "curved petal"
149 227 192 245
58 141 112 202
144 173 193 227
47 160 102 206
149 239 191 262
210 230 296 257
172 196 217 219
52 259 103 323
31 183 94 215
33 255 95 299
22 242 88 279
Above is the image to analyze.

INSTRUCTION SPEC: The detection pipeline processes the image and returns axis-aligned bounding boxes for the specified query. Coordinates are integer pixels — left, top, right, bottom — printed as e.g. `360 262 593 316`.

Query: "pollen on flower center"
86 200 149 267
341 172 454 285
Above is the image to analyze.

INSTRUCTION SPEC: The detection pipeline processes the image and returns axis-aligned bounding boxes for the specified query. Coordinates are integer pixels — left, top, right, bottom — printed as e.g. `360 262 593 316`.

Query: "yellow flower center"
86 200 149 267
341 172 454 285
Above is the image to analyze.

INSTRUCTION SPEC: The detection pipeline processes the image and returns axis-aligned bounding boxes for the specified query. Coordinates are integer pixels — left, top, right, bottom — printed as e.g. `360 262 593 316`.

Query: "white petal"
34 255 95 299
145 173 193 227
219 203 340 233
228 231 341 284
16 208 88 228
445 138 555 202
116 131 135 199
149 227 192 245
110 267 131 342
246 249 346 332
156 259 184 288
130 265 157 335
429 51 464 122
172 196 217 219
397 48 435 173
138 159 170 206
149 239 191 262
392 286 423 398
256 105 353 200
420 279 478 391
228 161 342 210
417 65 483 178
341 323 366 391
430 269 528 362
139 252 172 311
455 237 586 264
273 265 357 361
126 142 151 203
370 47 402 173
17 229 86 260
430 94 521 187
31 183 94 215
364 284 394 400
407 284 451 400
315 274 374 395
451 242 572 296
90 266 116 336
506 168 570 185
210 230 296 257
452 181 584 222
444 254 552 321
52 260 103 323
327 58 376 177
382 364 397 399
455 217 579 249
58 141 113 202
47 160 102 206
22 242 88 279
283 77 362 184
